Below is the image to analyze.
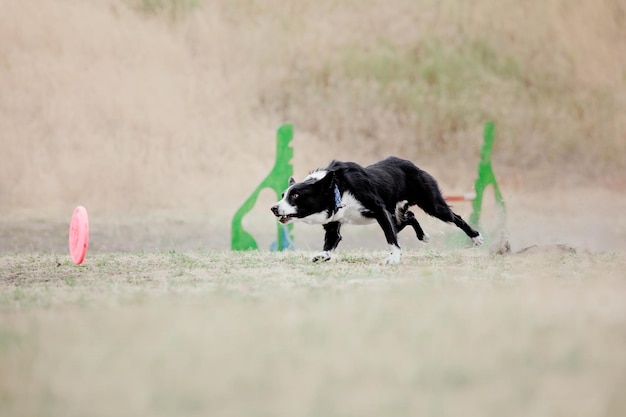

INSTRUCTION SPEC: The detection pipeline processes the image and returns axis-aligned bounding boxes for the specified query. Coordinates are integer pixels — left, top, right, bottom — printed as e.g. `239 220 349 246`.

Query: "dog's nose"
271 205 279 216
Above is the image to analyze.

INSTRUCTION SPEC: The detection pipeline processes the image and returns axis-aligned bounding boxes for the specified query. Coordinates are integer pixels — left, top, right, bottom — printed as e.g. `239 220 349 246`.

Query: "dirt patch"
1 187 624 256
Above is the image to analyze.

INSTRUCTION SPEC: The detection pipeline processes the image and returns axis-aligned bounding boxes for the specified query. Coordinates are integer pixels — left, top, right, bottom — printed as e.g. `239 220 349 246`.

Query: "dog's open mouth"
278 214 295 224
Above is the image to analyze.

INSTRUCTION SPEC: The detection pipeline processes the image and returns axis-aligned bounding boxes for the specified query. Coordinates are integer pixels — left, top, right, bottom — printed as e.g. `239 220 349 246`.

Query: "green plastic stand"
469 121 506 226
231 124 295 251
445 122 506 248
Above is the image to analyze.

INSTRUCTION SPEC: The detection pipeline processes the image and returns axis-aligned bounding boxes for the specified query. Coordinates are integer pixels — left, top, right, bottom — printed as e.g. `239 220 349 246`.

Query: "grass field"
2 248 626 417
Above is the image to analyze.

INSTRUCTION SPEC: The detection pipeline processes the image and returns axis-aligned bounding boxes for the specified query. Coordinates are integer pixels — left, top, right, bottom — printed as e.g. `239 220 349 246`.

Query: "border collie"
271 156 483 264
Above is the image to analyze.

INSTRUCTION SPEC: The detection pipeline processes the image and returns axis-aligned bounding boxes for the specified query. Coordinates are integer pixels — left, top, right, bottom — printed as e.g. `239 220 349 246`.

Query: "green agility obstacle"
231 124 295 251
469 121 506 227
446 122 506 248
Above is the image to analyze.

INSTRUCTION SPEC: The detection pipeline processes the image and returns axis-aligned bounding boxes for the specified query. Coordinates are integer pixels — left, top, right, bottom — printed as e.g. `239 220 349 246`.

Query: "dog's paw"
420 232 430 243
472 233 484 247
384 253 401 265
384 246 402 265
312 251 332 262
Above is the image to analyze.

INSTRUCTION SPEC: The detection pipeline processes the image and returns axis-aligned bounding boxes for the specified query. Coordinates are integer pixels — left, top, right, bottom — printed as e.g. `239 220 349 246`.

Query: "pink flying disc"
68 206 89 265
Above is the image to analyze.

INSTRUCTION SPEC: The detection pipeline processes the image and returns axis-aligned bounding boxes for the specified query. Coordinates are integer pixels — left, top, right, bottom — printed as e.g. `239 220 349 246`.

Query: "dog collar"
333 184 344 212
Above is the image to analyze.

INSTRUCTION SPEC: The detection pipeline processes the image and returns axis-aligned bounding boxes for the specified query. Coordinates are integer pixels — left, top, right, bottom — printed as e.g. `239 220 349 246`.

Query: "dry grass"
1 0 625 217
1 249 626 417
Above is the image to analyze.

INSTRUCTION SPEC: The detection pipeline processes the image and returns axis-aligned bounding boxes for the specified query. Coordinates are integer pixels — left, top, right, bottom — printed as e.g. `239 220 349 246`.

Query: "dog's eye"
291 192 300 200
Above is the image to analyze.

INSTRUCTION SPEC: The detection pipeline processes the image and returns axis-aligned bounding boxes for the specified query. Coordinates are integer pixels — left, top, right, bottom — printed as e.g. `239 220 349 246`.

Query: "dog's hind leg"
418 193 483 246
450 212 483 246
429 202 483 246
409 168 482 246
312 222 342 262
395 201 429 243
397 210 430 243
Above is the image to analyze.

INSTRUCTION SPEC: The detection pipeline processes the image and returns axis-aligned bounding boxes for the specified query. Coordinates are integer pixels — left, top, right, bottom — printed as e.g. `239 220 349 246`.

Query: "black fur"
271 156 482 263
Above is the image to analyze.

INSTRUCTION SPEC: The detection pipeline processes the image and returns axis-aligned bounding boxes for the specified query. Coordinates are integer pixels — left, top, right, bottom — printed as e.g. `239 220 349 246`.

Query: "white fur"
301 211 331 224
312 251 331 262
293 191 377 226
304 170 328 181
273 198 297 217
329 191 376 225
472 233 484 246
394 200 409 225
385 245 402 265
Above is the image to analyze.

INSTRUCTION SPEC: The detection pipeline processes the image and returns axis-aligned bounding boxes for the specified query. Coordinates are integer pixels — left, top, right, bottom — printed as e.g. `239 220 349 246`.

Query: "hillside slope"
1 0 624 214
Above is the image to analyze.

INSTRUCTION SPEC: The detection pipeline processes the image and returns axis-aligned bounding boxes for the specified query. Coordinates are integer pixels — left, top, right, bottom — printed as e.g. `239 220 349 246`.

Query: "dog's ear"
288 177 296 186
318 170 336 189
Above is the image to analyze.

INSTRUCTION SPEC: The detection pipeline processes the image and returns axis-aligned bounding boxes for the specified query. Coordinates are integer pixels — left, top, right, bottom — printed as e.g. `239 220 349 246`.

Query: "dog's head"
271 170 336 225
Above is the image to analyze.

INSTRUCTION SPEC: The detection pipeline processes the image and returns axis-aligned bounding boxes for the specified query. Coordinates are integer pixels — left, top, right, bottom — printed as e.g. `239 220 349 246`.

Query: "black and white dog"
271 156 483 264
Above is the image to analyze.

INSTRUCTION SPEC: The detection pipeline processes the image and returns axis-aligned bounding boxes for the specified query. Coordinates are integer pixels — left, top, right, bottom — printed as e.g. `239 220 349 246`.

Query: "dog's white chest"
332 192 376 225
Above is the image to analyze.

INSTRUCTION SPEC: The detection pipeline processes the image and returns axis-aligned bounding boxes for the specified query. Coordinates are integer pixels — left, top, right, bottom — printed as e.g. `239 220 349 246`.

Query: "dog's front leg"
312 222 342 262
375 210 402 265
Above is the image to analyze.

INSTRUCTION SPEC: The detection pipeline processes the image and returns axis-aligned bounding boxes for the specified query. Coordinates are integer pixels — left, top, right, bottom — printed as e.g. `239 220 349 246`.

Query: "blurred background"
1 0 625 250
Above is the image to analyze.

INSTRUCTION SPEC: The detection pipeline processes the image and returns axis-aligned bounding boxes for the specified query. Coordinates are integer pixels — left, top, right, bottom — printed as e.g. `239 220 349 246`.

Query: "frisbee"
68 206 89 265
